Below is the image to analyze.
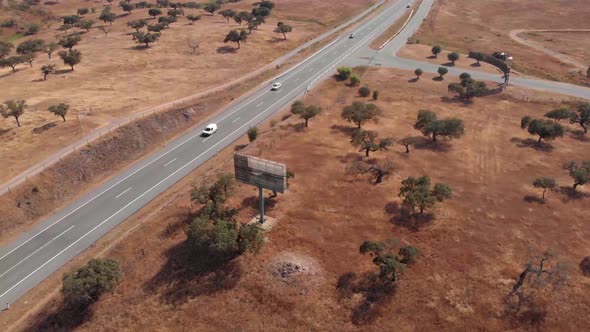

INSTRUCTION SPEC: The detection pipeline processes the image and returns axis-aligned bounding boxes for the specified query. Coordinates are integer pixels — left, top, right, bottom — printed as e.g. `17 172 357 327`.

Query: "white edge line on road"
231 117 240 123
163 158 177 167
256 102 264 107
115 187 132 199
0 81 308 300
0 1 410 298
0 225 74 281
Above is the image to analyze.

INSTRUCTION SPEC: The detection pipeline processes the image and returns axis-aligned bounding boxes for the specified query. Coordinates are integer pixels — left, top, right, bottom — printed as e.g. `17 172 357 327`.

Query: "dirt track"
509 29 590 70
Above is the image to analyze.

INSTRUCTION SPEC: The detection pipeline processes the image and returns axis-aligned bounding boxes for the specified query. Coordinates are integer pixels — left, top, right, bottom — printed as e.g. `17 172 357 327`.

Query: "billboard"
234 154 287 193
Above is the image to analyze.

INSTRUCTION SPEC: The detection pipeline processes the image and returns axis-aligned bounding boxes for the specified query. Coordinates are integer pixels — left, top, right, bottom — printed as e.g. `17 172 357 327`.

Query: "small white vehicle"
271 82 282 90
202 123 218 136
349 33 355 39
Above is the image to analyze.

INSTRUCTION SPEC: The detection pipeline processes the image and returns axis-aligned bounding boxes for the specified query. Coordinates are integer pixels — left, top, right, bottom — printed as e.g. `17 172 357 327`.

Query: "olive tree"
350 130 393 157
398 176 452 214
62 258 121 307
41 64 55 80
414 110 464 142
472 52 485 65
336 66 352 81
187 14 201 24
341 101 382 128
134 32 160 48
148 8 163 18
346 158 395 184
447 52 459 65
274 22 292 40
58 35 82 50
16 39 45 55
203 1 221 15
127 19 147 32
520 116 564 143
431 45 441 58
58 49 82 70
290 101 321 127
43 42 59 59
224 29 248 49
570 102 590 134
0 100 27 127
414 68 423 80
219 9 236 22
545 108 573 123
437 66 448 79
99 8 116 25
48 103 70 121
0 56 24 72
359 239 420 284
532 177 556 201
0 41 13 59
562 161 590 192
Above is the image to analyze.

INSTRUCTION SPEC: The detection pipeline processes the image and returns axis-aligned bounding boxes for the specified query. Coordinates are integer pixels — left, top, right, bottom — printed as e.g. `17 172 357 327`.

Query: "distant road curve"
509 29 590 70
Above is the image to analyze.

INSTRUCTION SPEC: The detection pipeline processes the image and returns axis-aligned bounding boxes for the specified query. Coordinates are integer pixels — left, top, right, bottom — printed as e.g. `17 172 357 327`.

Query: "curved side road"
0 0 415 307
0 0 388 196
348 0 590 100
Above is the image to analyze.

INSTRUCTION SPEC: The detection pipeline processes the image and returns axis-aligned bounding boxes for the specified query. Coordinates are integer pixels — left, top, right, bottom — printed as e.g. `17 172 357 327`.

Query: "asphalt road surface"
0 0 415 306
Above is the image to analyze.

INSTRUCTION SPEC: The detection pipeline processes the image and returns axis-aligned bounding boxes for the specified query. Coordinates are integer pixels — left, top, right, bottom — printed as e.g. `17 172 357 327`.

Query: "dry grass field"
6 67 589 331
0 0 374 183
408 0 590 86
521 31 590 66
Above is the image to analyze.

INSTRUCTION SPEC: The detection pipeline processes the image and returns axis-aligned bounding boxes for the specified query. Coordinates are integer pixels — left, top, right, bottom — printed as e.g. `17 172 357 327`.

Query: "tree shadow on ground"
523 195 545 204
330 124 357 136
267 37 285 44
442 62 454 67
470 62 481 67
426 55 437 59
144 242 241 307
336 271 397 325
32 122 58 134
407 77 419 83
555 186 590 201
26 301 94 332
509 137 554 152
216 46 238 54
432 76 444 81
412 136 452 153
440 96 473 105
0 128 12 136
568 129 589 142
336 152 363 164
240 195 278 211
385 202 434 231
0 69 24 78
53 69 73 75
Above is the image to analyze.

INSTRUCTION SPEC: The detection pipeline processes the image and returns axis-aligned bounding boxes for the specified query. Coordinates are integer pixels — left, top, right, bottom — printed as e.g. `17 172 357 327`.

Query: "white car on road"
271 82 282 90
202 123 218 136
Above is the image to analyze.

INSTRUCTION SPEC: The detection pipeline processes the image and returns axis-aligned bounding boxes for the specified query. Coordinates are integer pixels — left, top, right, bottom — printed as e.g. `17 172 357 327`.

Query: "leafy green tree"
0 99 27 127
187 14 201 24
77 8 89 16
76 19 94 32
156 0 169 7
398 176 452 214
472 52 485 65
187 217 235 264
41 63 55 80
58 35 81 50
25 23 41 36
448 76 488 101
63 15 81 26
414 110 464 142
345 158 395 184
358 86 370 97
532 177 556 201
252 7 271 18
570 102 590 134
99 8 116 25
274 22 292 40
372 90 379 100
127 19 147 32
520 116 564 143
350 74 361 86
191 174 236 219
398 136 421 153
48 103 69 121
359 240 420 284
148 8 163 18
167 8 184 17
43 42 59 59
148 24 165 32
291 101 321 127
562 161 590 191
219 9 236 22
336 66 352 81
22 52 35 67
437 66 448 79
447 52 459 65
0 41 13 59
119 1 134 13
158 16 176 27
459 72 471 81
234 11 253 25
62 258 121 306
203 1 221 15
350 129 393 157
0 56 24 72
545 108 573 123
247 126 259 142
341 101 382 128
224 29 248 49
58 49 82 70
16 39 45 55
414 68 423 80
431 45 442 58
237 224 264 254
259 0 275 10
134 32 160 48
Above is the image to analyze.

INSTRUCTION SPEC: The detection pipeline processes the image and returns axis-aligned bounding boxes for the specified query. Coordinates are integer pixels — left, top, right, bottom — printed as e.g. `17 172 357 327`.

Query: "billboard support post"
258 185 264 224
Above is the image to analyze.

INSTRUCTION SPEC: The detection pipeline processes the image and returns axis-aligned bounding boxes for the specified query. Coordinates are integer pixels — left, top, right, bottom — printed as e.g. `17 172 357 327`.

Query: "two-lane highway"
0 0 415 306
